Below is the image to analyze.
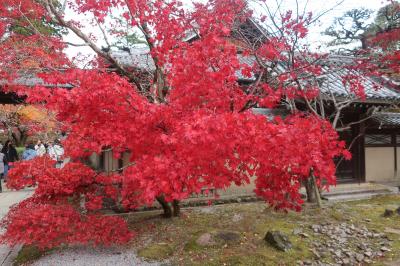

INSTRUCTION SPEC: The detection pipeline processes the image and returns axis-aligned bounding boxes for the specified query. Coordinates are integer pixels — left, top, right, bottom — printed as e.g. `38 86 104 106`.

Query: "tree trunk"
304 170 323 208
172 200 180 217
304 178 316 203
310 172 322 208
156 196 172 218
11 127 28 147
360 35 368 50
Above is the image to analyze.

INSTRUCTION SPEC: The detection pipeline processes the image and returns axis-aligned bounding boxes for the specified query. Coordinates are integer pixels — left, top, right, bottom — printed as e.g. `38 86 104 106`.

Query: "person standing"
48 140 65 168
1 140 19 182
35 140 46 157
22 143 37 161
0 149 5 192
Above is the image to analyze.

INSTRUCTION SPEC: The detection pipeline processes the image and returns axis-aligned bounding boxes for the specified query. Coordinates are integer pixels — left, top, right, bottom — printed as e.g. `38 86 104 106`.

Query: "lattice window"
365 134 392 145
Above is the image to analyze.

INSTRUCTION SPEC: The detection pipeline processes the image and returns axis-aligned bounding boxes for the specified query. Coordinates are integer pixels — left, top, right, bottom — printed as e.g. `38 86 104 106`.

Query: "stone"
293 228 302 235
364 251 373 258
311 249 320 259
299 232 310 238
311 224 321 233
381 246 391 252
383 209 394 217
320 251 329 259
264 231 292 252
232 214 243 223
357 243 368 251
334 250 342 257
345 251 353 257
196 233 216 246
303 260 312 265
342 258 350 265
355 253 364 262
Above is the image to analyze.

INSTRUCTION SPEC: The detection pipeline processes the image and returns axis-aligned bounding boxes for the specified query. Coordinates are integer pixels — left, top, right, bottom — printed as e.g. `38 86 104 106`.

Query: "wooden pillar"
351 118 366 183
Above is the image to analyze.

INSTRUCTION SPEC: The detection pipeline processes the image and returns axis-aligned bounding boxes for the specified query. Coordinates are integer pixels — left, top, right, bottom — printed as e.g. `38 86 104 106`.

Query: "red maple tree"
0 0 363 248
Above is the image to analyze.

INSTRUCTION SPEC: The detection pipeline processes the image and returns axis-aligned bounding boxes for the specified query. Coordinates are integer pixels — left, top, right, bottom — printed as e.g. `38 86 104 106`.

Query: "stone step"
323 189 396 202
323 188 394 197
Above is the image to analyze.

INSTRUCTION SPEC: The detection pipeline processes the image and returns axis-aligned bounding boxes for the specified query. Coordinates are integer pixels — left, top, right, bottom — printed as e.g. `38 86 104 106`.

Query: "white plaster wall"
365 147 396 182
397 147 400 179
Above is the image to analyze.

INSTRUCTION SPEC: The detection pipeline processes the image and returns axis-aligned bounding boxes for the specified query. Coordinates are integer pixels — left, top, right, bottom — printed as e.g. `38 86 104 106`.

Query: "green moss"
13 245 46 266
329 208 346 221
184 239 203 252
127 195 400 265
138 243 175 261
215 253 268 266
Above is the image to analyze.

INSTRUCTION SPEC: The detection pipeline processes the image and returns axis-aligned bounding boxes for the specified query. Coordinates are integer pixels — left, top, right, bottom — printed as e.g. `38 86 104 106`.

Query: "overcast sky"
64 0 388 62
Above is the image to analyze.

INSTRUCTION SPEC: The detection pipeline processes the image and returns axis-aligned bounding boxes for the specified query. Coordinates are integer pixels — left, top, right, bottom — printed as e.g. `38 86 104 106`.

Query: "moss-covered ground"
13 245 52 266
14 195 400 265
129 195 400 265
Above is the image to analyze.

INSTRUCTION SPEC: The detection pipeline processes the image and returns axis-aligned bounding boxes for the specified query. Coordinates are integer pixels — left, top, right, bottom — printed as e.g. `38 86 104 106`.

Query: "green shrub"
15 147 25 159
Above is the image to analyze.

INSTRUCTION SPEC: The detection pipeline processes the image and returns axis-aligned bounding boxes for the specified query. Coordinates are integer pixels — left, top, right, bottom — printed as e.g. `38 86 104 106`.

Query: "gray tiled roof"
108 48 400 102
241 55 400 102
252 107 289 119
370 112 400 127
316 56 400 101
0 74 73 88
110 46 156 71
110 47 257 81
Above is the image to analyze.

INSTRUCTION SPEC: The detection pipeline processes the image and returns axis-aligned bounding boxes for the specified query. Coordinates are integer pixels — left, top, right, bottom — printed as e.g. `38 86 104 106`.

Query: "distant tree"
108 14 147 50
325 1 400 51
324 8 373 49
0 105 57 146
366 1 400 50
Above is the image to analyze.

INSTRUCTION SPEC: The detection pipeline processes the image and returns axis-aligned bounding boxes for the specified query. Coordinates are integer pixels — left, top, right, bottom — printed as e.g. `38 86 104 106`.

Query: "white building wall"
365 147 396 182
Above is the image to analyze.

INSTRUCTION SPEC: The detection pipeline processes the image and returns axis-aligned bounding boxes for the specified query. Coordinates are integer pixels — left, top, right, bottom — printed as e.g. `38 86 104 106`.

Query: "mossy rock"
138 243 174 261
264 230 292 252
184 230 241 253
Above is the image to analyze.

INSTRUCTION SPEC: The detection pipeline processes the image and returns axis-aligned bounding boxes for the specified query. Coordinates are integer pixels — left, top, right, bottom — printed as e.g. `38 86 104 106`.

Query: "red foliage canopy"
0 0 353 248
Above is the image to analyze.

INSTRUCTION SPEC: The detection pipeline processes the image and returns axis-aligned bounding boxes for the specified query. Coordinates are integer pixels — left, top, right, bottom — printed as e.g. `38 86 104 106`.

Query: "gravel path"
31 247 164 266
0 189 33 266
